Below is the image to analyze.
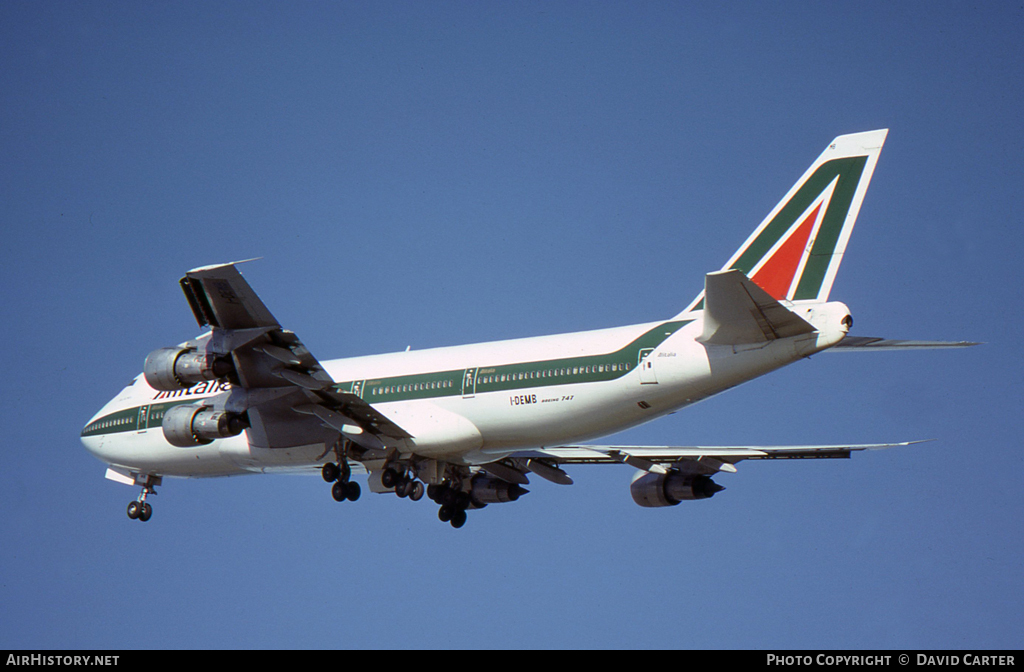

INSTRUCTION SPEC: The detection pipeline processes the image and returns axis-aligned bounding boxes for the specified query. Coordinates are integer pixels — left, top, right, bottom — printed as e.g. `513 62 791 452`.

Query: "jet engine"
469 475 529 506
144 346 233 391
162 403 248 447
630 471 724 507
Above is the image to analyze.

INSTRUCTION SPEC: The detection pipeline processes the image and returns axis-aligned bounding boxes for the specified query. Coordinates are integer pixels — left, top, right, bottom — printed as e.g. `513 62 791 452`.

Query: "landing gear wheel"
127 501 140 519
323 461 351 482
409 482 424 502
450 508 467 529
396 479 420 499
332 481 347 502
439 488 457 507
345 481 361 502
138 503 153 522
381 468 399 489
438 505 453 523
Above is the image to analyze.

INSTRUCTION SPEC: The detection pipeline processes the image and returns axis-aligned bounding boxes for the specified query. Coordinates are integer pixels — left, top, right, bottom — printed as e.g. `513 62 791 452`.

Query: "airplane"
80 129 976 527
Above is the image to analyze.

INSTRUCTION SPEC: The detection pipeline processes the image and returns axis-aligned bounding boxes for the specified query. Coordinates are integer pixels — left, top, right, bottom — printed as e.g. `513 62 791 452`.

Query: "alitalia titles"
152 380 231 400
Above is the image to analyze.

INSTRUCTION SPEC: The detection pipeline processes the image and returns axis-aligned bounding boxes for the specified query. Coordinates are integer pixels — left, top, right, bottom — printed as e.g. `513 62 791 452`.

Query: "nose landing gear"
126 475 160 522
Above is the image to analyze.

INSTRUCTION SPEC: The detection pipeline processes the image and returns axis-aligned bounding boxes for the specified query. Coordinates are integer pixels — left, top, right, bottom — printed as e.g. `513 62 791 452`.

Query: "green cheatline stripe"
81 320 692 437
791 156 866 299
80 399 200 438
351 320 692 402
691 155 869 311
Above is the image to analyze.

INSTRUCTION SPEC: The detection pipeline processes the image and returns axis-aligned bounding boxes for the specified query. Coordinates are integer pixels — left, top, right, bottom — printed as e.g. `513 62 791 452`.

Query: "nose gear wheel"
125 476 159 522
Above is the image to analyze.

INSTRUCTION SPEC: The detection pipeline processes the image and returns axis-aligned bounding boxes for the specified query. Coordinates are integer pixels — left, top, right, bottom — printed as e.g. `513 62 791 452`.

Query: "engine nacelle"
469 475 529 506
630 471 723 508
162 403 248 447
144 346 233 391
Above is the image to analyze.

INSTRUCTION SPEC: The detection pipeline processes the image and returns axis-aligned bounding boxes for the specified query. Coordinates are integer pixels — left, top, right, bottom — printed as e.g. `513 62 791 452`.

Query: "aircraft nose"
81 414 99 440
81 377 147 465
80 402 128 462
80 414 105 458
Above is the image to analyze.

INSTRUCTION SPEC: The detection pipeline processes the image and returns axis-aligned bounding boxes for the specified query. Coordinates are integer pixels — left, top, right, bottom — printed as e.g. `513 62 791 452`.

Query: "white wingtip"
187 257 263 274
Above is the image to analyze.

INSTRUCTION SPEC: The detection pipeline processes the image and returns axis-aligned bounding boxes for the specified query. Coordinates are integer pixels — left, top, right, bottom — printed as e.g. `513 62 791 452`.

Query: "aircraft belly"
216 434 329 473
375 400 484 459
85 430 252 478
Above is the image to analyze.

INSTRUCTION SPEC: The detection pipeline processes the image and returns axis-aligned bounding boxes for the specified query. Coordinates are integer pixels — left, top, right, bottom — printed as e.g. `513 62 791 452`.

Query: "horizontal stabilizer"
830 336 981 351
698 270 816 345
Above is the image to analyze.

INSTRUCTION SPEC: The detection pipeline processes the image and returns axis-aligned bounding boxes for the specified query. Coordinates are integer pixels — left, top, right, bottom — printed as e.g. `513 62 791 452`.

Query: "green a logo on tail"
684 129 888 313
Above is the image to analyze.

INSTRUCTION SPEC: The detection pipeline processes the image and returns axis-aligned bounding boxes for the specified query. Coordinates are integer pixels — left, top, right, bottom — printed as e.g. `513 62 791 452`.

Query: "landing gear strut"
126 476 159 522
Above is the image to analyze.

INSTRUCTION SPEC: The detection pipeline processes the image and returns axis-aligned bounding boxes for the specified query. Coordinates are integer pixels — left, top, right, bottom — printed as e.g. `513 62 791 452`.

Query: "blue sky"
1 1 1020 649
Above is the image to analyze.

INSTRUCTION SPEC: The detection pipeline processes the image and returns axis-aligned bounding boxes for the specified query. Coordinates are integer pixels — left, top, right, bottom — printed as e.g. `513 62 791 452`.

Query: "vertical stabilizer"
681 129 887 315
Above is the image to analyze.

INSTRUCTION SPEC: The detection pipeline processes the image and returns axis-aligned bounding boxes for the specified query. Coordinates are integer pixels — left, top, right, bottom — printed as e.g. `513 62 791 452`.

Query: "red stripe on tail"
750 203 820 300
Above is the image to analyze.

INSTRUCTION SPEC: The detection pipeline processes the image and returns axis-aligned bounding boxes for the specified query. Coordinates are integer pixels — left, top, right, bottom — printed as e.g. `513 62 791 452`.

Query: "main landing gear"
428 482 471 529
382 467 424 502
126 476 159 522
323 455 475 530
323 461 361 502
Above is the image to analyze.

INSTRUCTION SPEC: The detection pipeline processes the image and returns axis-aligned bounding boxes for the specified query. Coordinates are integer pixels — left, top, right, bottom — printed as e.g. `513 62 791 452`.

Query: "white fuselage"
80 302 850 479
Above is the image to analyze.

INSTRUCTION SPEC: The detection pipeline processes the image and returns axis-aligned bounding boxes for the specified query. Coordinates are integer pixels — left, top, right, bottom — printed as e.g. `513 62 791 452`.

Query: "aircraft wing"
175 261 411 450
508 441 926 479
829 336 980 351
